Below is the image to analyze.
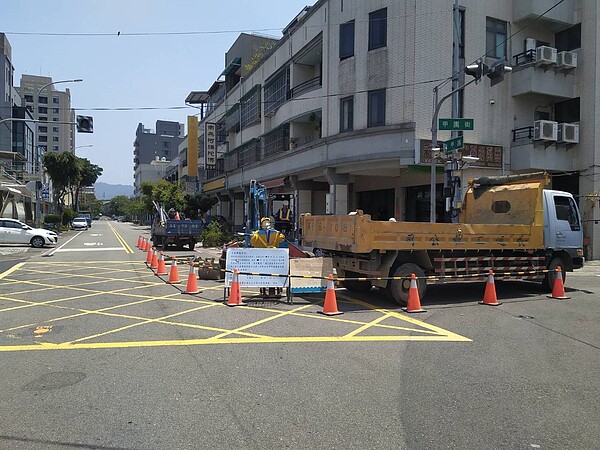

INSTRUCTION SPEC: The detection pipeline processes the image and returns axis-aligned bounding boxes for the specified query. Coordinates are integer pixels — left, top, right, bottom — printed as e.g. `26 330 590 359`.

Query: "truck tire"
153 235 164 250
542 256 566 291
341 271 372 293
386 263 427 306
188 239 196 251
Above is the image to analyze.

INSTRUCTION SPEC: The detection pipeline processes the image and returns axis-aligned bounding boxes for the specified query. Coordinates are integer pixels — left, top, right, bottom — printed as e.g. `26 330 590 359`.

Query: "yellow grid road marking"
0 260 471 351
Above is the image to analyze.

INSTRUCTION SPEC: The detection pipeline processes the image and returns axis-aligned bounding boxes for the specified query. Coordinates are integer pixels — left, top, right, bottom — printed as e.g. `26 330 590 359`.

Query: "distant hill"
94 182 134 200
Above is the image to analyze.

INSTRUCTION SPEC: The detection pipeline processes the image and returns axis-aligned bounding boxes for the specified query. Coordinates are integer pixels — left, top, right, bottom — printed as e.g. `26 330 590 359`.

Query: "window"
339 20 355 59
39 116 47 122
369 8 387 50
556 23 581 52
39 136 47 142
38 126 48 132
486 17 507 60
162 141 171 148
454 6 465 59
24 95 33 102
340 96 354 132
53 126 59 133
555 98 580 123
39 107 48 114
367 89 386 127
52 117 58 122
52 108 59 114
38 96 48 104
554 196 580 231
52 97 59 104
52 146 59 152
53 136 59 142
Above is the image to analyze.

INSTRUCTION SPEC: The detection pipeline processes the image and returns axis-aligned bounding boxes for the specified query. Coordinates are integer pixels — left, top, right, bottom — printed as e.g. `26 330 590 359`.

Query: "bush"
201 221 229 247
62 208 75 226
43 214 62 225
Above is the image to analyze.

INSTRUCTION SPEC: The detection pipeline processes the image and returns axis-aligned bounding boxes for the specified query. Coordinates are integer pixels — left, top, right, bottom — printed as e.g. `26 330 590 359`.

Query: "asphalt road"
0 219 598 449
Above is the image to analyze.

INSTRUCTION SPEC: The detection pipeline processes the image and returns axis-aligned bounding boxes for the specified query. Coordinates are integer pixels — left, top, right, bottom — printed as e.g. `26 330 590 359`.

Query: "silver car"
72 217 89 230
0 218 58 248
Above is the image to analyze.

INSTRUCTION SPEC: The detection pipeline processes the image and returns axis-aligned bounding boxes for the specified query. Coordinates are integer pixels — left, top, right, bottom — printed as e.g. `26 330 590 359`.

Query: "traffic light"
76 115 94 133
464 58 488 82
487 59 513 87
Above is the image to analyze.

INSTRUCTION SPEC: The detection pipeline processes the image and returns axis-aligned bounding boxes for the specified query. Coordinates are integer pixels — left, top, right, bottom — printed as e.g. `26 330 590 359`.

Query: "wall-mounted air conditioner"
558 123 579 144
524 38 537 52
536 46 557 65
556 51 577 69
534 120 558 141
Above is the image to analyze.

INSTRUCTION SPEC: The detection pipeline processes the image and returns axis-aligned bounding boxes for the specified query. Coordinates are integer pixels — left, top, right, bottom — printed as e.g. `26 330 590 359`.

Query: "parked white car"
0 218 58 248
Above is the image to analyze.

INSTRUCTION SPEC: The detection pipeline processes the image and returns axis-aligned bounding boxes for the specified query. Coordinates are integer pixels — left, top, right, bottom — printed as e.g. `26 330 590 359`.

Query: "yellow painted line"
0 333 471 352
0 262 25 280
106 221 134 253
212 303 316 339
344 313 392 338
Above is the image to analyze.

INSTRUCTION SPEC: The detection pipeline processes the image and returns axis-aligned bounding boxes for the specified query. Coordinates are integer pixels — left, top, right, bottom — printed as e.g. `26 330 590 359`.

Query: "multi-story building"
194 0 599 259
17 74 76 156
133 120 184 196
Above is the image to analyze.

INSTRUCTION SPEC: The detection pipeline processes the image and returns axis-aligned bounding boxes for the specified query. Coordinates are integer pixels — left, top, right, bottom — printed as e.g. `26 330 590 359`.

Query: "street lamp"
35 78 83 227
75 144 94 151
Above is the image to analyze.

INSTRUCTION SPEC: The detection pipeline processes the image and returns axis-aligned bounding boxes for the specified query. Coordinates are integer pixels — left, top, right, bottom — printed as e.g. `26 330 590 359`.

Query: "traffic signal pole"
429 77 477 223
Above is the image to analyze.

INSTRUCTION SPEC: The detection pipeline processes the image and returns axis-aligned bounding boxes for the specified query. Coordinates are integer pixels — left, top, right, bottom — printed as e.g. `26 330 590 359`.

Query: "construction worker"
250 217 285 248
275 201 293 235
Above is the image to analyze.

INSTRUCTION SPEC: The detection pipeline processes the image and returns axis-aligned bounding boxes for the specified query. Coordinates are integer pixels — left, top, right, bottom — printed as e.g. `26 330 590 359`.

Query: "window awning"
220 57 241 77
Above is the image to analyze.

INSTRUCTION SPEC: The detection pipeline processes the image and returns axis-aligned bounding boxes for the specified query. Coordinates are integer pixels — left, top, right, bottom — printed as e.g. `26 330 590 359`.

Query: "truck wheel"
341 271 372 293
386 263 426 306
542 257 566 291
188 240 196 251
153 235 164 249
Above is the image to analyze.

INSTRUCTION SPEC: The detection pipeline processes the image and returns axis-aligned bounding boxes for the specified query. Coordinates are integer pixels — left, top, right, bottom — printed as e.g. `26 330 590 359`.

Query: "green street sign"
439 118 474 131
443 136 464 153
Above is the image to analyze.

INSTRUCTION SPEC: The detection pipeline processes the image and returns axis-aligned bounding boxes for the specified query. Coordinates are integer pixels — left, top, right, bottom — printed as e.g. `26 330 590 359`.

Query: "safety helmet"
260 217 272 229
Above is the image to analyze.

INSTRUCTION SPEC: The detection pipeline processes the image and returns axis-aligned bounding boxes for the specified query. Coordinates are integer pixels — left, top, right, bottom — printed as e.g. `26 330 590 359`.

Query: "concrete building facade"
194 0 598 259
133 120 184 196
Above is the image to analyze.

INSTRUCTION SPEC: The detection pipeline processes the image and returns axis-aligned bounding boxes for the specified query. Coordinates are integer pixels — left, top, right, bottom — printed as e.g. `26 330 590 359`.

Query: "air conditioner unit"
536 46 557 65
557 51 577 69
534 120 558 141
558 123 579 144
524 38 537 52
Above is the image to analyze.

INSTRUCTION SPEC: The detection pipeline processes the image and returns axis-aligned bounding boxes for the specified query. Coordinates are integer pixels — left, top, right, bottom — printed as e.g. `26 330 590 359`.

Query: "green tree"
74 158 103 211
43 151 82 212
107 195 131 217
183 193 218 219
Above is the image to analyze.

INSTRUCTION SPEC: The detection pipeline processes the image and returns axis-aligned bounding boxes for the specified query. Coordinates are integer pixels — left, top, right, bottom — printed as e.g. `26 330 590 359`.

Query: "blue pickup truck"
151 218 204 250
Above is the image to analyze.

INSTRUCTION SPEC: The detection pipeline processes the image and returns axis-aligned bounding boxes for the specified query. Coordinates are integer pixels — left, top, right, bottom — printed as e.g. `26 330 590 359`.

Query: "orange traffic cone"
548 266 570 299
143 237 150 252
479 270 501 306
150 248 159 270
226 268 246 306
136 235 142 249
167 257 181 284
183 261 200 294
319 274 343 316
175 212 180 220
145 245 153 265
402 273 427 313
156 252 167 276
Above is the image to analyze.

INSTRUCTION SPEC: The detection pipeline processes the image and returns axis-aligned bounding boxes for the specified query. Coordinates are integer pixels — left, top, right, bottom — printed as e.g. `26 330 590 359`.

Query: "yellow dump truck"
300 173 584 305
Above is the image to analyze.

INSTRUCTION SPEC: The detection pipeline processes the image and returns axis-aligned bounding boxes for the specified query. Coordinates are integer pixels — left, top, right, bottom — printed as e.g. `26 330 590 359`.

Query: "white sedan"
0 218 58 248
72 217 89 230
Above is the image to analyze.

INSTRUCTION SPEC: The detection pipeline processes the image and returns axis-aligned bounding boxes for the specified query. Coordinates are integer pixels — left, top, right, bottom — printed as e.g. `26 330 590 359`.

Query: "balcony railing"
263 124 290 158
513 49 535 67
290 76 322 98
512 126 534 142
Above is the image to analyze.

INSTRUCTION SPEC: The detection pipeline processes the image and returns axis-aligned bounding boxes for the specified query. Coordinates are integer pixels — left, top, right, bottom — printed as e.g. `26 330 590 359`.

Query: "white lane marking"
83 242 104 246
41 230 83 257
90 234 103 237
54 247 125 253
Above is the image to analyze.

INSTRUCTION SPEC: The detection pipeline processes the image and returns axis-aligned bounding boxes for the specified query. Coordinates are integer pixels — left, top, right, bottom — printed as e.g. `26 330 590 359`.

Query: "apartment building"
194 0 599 259
133 120 184 196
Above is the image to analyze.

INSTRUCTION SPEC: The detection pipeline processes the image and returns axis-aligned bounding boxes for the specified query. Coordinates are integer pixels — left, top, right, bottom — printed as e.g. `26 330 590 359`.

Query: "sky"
1 0 313 186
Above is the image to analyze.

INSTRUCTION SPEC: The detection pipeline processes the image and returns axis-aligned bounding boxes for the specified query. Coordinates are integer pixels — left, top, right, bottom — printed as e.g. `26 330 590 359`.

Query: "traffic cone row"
479 270 501 306
548 266 570 299
150 248 159 270
136 236 142 249
145 245 154 265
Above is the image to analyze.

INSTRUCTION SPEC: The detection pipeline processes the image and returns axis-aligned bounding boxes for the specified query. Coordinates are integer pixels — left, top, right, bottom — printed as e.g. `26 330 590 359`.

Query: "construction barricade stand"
224 248 291 304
